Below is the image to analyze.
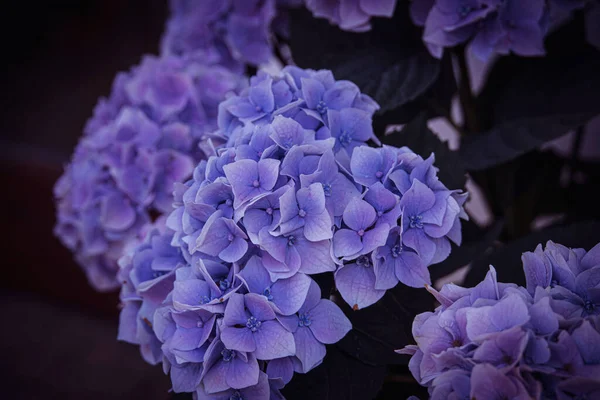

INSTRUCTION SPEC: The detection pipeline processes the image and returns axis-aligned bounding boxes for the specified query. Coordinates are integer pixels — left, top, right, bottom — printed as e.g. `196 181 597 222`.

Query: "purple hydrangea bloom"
333 198 390 260
201 338 260 393
118 224 185 365
522 241 600 321
278 280 352 372
239 256 312 315
399 179 461 266
400 240 600 399
162 0 301 68
113 66 465 396
305 0 398 32
221 293 296 359
54 54 246 291
411 0 561 60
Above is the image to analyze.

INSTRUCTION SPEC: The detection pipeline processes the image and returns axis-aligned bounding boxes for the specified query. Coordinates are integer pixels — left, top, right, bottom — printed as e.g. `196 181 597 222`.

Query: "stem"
568 125 585 188
454 46 480 133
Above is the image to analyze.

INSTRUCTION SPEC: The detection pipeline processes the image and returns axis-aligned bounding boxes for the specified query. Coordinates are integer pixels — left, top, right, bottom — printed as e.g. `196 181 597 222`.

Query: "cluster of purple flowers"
410 0 592 60
304 0 398 32
400 240 600 399
161 0 302 68
118 220 352 398
172 65 467 311
116 65 467 397
54 54 246 291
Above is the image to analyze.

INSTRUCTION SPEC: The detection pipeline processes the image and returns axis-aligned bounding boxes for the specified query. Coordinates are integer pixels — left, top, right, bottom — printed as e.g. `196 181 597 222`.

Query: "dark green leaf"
372 52 457 132
463 220 600 288
288 4 440 114
336 284 434 366
281 345 386 400
461 17 600 170
382 112 467 190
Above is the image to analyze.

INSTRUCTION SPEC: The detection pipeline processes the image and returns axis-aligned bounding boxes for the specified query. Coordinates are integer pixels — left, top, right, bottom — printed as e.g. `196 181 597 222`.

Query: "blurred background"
0 2 176 398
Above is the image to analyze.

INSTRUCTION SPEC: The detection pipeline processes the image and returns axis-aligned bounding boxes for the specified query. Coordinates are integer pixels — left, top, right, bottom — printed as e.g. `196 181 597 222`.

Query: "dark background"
0 2 176 398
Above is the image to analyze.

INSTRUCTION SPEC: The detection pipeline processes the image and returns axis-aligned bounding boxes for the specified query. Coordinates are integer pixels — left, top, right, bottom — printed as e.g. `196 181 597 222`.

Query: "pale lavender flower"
333 198 390 259
305 0 398 32
238 255 312 315
373 227 429 290
54 54 245 291
335 255 386 310
118 226 184 365
401 240 600 399
400 180 460 266
161 0 282 67
220 293 296 360
278 280 352 372
275 182 333 241
412 0 554 60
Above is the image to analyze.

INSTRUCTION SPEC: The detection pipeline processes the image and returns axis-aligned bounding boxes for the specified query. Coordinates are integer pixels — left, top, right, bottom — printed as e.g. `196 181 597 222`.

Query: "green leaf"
461 17 600 170
336 284 434 366
281 345 387 400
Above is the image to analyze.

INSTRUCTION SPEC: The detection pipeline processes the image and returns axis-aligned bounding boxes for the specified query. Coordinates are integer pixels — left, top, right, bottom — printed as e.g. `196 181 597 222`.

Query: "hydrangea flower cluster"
117 218 185 365
172 65 467 311
410 0 592 60
116 65 467 397
400 240 600 399
304 0 398 32
54 54 246 291
161 0 302 68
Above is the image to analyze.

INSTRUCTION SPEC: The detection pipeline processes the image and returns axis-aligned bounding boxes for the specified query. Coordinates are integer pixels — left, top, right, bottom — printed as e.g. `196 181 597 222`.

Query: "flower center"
152 271 166 279
298 209 307 218
391 244 402 258
200 295 211 304
227 233 235 242
322 183 332 197
225 199 233 206
255 105 262 112
246 316 262 332
458 4 472 17
584 300 597 315
357 255 371 267
221 349 235 362
316 100 327 115
230 391 243 400
287 235 296 246
252 179 260 188
409 215 424 229
375 171 383 179
219 279 231 292
265 207 273 215
339 130 352 146
298 313 312 327
263 287 273 301
357 229 365 237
